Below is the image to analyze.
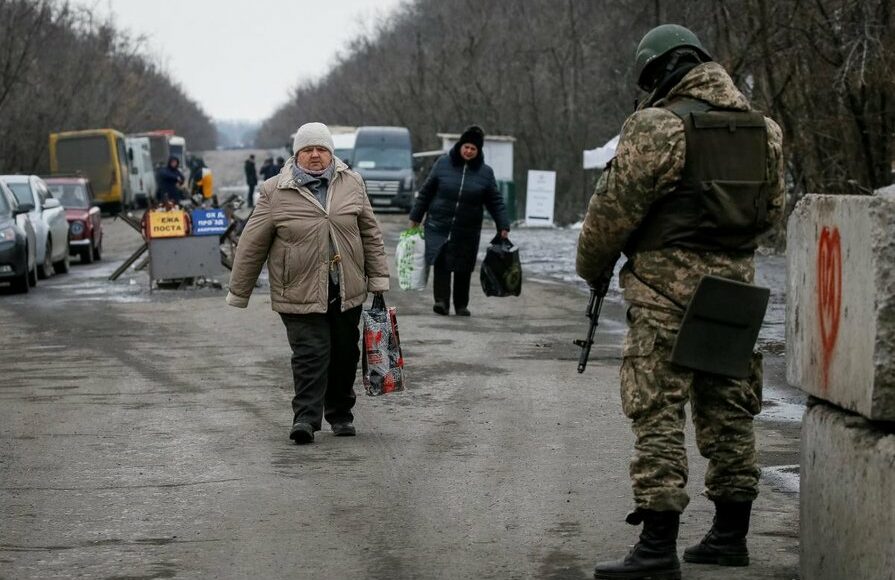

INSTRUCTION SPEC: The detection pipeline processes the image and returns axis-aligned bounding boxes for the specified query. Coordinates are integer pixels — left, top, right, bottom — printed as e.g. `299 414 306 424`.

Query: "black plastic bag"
480 234 522 297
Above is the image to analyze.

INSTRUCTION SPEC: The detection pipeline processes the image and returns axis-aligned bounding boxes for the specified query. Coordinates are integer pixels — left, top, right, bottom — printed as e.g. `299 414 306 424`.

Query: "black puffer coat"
410 144 510 272
156 157 185 202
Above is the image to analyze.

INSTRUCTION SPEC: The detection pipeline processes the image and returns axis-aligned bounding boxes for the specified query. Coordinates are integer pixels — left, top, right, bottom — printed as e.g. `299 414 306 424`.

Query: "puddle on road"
761 396 806 423
0 262 245 305
761 464 800 495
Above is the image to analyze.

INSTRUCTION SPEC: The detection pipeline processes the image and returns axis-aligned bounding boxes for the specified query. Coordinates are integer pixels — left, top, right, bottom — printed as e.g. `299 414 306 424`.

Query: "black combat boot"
593 510 681 580
683 501 751 566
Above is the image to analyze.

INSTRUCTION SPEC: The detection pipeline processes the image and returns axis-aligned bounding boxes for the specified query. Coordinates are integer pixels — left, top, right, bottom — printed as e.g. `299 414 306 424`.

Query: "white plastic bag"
395 227 428 291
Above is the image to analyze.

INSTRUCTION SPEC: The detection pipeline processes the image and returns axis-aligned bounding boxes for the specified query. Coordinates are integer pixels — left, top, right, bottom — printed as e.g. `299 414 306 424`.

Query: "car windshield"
6 182 33 206
353 147 412 170
47 183 90 208
0 191 10 215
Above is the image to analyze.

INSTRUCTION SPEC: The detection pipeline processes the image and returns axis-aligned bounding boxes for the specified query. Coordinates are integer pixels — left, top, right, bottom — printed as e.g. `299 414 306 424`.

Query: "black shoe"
455 307 471 316
683 501 751 567
594 510 681 580
433 302 449 315
289 422 314 444
331 422 356 437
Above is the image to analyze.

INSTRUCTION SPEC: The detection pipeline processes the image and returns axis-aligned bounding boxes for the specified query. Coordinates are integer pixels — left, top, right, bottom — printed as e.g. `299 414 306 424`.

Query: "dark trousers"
433 252 472 310
247 182 256 207
279 286 362 430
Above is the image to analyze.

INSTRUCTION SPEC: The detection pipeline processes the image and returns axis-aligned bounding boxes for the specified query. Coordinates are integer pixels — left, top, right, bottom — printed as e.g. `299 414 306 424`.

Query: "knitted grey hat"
292 122 334 154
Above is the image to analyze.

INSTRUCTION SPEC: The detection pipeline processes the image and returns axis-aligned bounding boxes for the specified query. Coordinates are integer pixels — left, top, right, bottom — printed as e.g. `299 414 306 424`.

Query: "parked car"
0 174 70 278
44 176 103 264
0 180 37 293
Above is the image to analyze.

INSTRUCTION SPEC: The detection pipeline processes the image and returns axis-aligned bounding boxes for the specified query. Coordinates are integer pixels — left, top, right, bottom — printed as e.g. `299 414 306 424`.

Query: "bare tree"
257 0 895 222
0 0 216 174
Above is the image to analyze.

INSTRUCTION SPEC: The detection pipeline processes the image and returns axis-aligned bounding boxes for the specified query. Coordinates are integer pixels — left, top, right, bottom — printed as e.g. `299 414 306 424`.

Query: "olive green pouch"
670 275 769 379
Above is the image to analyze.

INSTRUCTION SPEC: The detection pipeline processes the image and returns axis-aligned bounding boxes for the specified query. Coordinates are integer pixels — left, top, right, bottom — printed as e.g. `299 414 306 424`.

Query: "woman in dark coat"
409 125 510 316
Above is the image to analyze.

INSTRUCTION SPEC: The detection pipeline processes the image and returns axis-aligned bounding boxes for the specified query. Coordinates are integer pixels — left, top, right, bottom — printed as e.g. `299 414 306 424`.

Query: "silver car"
1 174 70 278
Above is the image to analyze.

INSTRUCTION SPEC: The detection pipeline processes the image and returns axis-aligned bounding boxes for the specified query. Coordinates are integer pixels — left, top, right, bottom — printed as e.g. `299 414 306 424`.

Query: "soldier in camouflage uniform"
578 25 785 580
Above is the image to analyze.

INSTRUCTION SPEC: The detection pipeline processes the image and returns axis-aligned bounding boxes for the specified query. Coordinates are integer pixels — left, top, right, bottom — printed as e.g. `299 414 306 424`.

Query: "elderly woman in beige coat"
226 122 390 444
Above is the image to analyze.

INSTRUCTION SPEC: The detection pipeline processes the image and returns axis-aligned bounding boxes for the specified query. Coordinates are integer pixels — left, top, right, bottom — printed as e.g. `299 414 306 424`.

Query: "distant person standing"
409 125 510 316
193 160 214 204
188 157 204 197
275 156 286 173
244 154 257 207
155 156 185 204
259 157 278 180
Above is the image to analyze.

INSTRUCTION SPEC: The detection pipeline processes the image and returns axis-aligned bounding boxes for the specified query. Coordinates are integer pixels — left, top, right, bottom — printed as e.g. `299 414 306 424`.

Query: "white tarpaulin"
582 134 619 170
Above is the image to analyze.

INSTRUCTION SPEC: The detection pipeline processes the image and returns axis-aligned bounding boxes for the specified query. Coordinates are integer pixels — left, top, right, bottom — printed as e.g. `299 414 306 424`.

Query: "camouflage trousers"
620 305 762 513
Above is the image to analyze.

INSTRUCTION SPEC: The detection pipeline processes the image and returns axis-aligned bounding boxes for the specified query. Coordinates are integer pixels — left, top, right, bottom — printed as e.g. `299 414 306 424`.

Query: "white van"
168 136 187 168
331 127 357 166
125 136 157 207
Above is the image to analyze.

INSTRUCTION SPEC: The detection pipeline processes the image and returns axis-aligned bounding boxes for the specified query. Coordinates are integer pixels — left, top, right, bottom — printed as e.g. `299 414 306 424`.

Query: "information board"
525 170 556 226
191 209 229 236
147 210 188 238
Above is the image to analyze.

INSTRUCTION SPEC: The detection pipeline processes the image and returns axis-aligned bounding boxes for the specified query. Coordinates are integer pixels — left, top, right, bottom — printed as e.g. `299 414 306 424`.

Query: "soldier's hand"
591 268 614 295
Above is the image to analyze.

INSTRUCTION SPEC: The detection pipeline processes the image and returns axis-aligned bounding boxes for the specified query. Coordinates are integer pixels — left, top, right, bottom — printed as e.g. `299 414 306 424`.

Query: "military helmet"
634 24 711 90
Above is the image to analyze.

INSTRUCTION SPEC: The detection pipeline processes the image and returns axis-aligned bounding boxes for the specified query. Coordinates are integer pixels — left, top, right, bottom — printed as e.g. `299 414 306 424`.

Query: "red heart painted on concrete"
816 226 842 391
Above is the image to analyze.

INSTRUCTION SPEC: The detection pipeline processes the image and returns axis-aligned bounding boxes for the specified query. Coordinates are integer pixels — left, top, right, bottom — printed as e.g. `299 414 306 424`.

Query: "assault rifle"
574 274 612 373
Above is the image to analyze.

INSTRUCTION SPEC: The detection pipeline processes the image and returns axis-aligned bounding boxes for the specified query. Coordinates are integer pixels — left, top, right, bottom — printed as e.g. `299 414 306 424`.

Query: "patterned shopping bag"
361 294 405 395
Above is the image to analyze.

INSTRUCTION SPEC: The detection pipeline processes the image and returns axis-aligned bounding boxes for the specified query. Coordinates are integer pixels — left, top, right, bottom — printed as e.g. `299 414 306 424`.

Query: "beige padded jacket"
226 158 390 313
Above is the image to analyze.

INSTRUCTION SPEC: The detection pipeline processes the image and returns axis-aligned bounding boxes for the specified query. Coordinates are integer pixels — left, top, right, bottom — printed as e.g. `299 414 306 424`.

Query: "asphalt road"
0 213 800 579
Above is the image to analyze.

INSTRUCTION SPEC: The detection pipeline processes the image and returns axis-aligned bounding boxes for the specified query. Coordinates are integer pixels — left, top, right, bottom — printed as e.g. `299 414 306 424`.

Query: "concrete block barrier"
801 402 895 580
786 192 895 420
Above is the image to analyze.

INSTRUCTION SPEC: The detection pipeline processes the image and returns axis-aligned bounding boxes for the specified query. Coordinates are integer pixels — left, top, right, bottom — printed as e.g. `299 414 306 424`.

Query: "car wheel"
82 241 95 264
54 246 70 274
27 257 37 287
10 268 29 293
38 238 54 279
92 237 102 261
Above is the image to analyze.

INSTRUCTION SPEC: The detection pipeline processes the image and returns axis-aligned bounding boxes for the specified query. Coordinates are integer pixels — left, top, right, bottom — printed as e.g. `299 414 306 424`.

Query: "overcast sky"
72 0 405 122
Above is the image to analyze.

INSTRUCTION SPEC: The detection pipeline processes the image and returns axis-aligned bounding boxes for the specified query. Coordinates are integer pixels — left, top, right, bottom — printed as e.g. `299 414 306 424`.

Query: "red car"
44 176 103 263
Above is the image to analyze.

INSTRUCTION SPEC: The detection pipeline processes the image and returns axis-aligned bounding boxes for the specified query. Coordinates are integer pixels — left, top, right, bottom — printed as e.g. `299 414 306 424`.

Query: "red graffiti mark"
816 226 842 391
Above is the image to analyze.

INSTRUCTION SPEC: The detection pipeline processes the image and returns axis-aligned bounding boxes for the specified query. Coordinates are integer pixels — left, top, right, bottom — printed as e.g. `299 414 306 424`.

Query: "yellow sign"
148 210 188 238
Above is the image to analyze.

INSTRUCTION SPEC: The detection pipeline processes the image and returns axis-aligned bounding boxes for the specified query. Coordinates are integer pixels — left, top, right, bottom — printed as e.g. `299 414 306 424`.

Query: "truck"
129 130 186 169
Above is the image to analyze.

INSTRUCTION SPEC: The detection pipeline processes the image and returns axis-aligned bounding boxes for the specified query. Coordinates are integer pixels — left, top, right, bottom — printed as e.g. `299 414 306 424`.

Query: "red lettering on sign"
816 226 842 392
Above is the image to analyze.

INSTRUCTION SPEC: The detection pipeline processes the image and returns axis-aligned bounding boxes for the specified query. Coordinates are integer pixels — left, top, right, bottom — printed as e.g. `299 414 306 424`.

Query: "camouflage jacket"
576 62 785 321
